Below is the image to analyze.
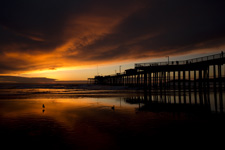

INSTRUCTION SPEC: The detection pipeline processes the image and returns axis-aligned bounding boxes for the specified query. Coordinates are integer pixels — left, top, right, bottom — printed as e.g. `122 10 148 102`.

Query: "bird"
42 104 45 109
111 105 115 110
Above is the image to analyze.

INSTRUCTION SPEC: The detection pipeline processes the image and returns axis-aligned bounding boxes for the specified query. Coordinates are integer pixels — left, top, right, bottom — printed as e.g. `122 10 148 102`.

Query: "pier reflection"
124 87 225 114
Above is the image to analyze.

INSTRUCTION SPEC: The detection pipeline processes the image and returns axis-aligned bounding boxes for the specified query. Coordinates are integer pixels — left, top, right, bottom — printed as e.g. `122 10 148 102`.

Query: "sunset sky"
0 0 225 81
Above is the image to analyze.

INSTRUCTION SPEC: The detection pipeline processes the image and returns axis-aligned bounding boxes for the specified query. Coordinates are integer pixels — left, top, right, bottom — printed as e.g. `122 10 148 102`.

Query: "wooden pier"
90 52 225 90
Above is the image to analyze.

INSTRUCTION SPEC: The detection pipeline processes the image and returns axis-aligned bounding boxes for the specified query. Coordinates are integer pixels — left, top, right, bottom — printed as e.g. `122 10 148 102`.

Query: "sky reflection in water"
0 90 225 149
0 97 141 149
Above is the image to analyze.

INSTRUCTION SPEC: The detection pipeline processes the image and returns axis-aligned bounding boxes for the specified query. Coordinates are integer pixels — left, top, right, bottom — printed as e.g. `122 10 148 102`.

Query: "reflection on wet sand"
0 87 225 149
126 86 225 114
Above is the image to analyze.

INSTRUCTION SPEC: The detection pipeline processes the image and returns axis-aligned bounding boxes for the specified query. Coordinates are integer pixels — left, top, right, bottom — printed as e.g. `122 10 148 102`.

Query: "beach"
0 83 225 149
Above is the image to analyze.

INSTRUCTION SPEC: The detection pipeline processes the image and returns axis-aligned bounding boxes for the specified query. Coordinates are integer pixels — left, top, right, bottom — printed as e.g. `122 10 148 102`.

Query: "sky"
0 0 225 82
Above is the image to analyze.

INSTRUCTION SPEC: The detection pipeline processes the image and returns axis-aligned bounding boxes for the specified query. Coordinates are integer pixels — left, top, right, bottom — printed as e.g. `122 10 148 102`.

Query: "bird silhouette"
42 104 45 113
111 105 115 110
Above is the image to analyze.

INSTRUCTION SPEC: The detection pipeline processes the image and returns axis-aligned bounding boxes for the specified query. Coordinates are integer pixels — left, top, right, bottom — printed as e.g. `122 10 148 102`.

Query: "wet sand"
0 84 225 149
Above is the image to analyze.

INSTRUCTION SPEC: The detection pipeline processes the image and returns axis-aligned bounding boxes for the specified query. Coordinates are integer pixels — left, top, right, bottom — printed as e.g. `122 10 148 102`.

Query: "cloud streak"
0 0 225 75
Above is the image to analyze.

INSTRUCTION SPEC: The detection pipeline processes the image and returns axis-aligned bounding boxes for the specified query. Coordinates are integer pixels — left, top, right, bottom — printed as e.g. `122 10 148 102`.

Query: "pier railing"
135 52 224 67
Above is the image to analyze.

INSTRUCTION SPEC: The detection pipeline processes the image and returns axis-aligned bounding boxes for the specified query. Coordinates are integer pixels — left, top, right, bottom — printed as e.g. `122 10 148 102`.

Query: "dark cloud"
77 0 225 61
0 0 83 52
0 0 225 74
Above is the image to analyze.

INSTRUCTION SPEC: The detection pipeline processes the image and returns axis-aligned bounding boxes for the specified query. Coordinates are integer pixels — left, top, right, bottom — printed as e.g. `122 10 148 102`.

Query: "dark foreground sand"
0 84 225 149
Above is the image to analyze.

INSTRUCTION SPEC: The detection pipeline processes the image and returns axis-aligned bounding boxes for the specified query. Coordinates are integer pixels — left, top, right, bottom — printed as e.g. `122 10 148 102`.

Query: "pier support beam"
199 69 202 89
183 70 186 103
218 64 222 90
144 72 147 89
149 72 152 91
213 65 216 89
173 71 176 90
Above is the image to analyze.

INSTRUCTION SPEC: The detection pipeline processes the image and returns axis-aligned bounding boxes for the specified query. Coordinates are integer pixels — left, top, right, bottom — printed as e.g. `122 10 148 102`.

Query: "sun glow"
19 66 88 80
26 66 84 74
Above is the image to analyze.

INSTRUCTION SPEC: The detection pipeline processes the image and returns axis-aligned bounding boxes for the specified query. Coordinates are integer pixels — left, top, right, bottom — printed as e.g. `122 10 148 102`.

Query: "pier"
90 52 225 91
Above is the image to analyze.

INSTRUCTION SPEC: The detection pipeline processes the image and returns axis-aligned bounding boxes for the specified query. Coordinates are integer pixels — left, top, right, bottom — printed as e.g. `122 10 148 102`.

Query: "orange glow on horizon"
1 44 223 81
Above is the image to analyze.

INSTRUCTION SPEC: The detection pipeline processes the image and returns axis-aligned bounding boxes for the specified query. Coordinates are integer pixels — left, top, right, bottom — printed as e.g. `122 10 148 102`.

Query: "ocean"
0 83 225 149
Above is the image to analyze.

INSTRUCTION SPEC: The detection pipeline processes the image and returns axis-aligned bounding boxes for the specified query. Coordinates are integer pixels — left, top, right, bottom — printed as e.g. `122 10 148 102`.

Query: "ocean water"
0 83 225 149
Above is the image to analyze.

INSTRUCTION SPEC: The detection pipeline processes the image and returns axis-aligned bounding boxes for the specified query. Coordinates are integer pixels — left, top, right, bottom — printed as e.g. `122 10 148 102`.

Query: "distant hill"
0 76 87 84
